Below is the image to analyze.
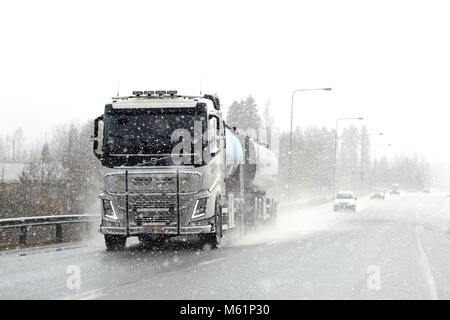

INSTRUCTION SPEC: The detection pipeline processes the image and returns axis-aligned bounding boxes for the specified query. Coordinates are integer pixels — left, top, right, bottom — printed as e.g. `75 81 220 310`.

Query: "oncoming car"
390 183 400 195
370 190 385 200
333 191 357 212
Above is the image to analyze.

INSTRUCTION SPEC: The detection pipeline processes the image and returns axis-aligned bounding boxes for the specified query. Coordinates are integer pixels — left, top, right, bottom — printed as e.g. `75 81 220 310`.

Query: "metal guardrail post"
19 226 27 245
56 224 63 242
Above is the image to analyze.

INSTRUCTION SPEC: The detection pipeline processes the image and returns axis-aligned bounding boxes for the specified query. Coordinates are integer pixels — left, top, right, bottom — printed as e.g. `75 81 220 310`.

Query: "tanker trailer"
230 131 279 229
93 91 278 250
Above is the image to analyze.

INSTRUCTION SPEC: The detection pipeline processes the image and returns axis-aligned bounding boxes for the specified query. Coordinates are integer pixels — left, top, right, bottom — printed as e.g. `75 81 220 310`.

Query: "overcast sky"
1 0 449 162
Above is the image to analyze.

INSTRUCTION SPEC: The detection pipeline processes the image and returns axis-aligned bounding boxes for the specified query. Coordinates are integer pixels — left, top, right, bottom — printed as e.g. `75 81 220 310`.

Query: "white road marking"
414 226 438 300
198 258 224 266
265 240 279 246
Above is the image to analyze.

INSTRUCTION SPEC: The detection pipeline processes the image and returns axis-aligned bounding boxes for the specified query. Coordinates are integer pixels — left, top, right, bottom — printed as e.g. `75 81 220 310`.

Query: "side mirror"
93 115 104 159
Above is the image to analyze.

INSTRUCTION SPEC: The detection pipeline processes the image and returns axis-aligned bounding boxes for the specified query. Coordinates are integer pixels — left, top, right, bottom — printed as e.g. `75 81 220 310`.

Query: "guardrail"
0 214 100 246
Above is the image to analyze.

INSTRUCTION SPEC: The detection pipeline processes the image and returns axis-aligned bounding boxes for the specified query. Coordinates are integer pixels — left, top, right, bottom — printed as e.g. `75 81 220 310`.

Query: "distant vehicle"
370 190 385 200
334 191 357 212
390 183 400 195
423 189 431 193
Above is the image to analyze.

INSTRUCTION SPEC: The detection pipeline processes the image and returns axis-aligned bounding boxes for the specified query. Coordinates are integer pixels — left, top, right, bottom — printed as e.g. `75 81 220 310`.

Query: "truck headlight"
103 199 118 220
179 173 202 193
189 218 211 226
191 197 208 219
104 175 126 194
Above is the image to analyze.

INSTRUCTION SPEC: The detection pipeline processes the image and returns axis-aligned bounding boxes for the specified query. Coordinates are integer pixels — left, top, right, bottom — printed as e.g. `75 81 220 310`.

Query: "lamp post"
332 117 364 195
360 133 384 196
373 144 392 189
288 87 331 201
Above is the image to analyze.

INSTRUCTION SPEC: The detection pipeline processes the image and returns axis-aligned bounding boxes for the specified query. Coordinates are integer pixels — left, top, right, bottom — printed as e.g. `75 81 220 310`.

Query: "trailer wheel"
104 234 126 251
202 201 222 248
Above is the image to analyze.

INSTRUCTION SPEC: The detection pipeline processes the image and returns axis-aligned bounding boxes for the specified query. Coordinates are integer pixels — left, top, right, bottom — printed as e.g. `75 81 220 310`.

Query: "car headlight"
103 199 118 220
191 197 208 219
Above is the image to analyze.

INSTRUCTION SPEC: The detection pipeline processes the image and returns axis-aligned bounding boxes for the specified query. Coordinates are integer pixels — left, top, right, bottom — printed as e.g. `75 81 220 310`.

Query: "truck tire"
201 201 222 248
104 234 126 251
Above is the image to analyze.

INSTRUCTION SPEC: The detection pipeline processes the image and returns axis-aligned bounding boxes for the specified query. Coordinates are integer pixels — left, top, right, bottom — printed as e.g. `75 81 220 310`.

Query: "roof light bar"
132 90 178 97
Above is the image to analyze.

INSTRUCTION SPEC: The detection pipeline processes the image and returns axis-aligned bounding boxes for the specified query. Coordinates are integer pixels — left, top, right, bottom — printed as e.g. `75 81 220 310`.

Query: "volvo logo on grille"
150 158 157 165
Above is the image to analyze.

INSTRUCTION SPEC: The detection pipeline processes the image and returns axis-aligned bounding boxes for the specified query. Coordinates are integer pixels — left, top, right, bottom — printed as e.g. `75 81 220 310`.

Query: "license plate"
143 225 166 234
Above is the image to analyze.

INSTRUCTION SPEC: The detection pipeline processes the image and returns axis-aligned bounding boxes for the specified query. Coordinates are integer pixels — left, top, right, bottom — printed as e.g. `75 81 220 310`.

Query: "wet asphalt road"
1 192 450 299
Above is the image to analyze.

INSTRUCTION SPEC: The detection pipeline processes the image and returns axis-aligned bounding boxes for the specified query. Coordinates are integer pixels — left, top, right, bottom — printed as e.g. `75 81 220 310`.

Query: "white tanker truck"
93 91 278 250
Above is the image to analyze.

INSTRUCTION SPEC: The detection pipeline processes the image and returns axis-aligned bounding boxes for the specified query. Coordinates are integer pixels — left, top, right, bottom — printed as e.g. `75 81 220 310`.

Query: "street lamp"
373 144 392 189
332 117 364 195
360 133 384 195
288 87 332 200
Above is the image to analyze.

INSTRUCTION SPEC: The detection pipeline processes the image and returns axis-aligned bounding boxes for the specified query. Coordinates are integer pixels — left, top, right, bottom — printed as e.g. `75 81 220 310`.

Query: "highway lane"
1 193 450 299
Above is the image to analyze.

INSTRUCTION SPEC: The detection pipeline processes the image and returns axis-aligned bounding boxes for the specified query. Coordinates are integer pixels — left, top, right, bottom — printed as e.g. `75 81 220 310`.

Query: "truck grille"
106 172 198 227
129 194 192 225
128 175 176 193
130 194 176 225
133 211 177 225
130 194 177 210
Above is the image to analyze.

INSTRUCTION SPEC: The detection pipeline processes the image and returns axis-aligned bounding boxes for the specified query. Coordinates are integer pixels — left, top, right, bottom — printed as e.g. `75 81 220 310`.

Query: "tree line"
0 122 103 218
225 95 433 200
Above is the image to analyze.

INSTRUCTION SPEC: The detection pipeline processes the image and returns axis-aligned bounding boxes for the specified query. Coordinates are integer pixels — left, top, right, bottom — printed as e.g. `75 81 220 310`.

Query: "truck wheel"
202 201 222 249
104 234 126 251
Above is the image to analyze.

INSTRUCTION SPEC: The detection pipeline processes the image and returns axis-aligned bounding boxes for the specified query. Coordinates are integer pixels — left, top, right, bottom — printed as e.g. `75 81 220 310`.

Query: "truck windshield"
103 108 206 155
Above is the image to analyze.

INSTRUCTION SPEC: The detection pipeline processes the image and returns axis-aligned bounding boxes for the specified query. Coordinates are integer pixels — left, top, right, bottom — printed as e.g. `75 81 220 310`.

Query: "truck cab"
93 91 227 249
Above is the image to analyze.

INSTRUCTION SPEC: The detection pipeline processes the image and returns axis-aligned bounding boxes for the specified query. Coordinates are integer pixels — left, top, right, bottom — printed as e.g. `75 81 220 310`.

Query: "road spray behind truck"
93 91 278 250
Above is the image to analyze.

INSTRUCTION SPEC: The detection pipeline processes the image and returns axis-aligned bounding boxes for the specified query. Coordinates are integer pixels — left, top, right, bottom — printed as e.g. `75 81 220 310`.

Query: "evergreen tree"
226 95 262 134
360 126 371 193
338 125 360 190
226 100 243 129
242 95 261 132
